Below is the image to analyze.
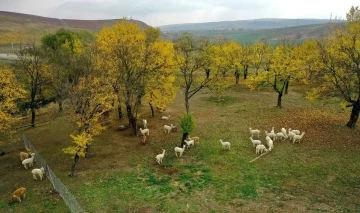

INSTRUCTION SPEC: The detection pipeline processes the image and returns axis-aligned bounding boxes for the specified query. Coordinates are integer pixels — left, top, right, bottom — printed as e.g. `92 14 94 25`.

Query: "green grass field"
1 81 360 212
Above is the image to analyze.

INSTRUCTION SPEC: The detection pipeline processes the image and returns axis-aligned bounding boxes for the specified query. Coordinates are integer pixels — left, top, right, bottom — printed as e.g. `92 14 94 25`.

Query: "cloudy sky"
0 0 357 26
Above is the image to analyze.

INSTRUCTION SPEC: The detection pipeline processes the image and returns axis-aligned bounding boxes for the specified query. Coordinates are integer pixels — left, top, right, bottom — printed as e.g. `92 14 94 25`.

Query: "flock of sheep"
140 115 305 164
9 148 45 203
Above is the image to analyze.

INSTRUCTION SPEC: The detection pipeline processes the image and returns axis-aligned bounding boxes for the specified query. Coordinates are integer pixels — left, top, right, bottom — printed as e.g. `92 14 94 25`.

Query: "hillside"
0 11 148 46
169 22 345 44
158 18 344 32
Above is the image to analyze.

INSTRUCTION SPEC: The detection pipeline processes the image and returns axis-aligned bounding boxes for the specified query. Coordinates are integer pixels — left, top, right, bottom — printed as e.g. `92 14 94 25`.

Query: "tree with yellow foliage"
63 46 116 177
250 40 272 75
312 6 360 128
0 65 26 144
246 41 303 107
96 20 175 135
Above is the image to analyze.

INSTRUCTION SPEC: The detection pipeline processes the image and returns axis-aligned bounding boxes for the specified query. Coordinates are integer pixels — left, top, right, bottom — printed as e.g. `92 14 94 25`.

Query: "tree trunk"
118 105 123 119
243 65 248 79
31 107 36 127
185 97 190 115
235 76 240 85
58 100 63 113
149 103 155 117
126 103 137 136
276 92 283 108
70 153 79 177
180 132 189 147
284 80 289 95
346 99 360 128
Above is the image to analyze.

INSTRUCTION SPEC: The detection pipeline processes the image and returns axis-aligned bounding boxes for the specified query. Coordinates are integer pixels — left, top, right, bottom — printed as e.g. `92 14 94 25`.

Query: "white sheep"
249 127 260 138
139 128 149 136
266 137 274 151
31 167 45 180
184 139 194 149
287 131 296 141
289 128 301 135
271 127 275 134
164 124 174 134
143 119 147 128
249 137 261 147
155 149 166 164
281 128 287 136
22 153 35 169
275 132 287 141
265 131 276 140
256 144 268 154
174 145 186 157
162 115 170 120
293 132 305 144
219 139 231 150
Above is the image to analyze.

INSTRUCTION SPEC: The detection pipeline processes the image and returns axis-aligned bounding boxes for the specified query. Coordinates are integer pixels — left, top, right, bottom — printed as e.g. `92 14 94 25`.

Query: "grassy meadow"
1 81 360 212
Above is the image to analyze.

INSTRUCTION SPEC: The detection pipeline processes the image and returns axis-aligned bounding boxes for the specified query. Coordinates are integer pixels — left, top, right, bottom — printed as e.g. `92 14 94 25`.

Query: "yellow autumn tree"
250 40 272 75
96 20 175 135
246 42 304 107
63 45 116 177
311 6 360 128
0 65 26 144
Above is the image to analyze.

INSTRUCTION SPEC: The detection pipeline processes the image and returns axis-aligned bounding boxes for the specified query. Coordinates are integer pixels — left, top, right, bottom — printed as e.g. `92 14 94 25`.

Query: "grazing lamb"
265 131 276 140
256 144 268 154
174 145 186 157
249 137 261 147
22 153 35 169
164 124 174 134
155 149 166 164
184 139 194 149
293 132 305 144
281 128 287 136
8 187 26 204
139 128 149 136
188 136 200 144
162 115 170 120
266 137 274 151
287 131 296 141
271 127 275 134
219 139 231 150
249 128 260 138
289 128 301 135
141 135 147 144
19 148 32 161
275 132 287 141
143 119 147 129
32 167 45 180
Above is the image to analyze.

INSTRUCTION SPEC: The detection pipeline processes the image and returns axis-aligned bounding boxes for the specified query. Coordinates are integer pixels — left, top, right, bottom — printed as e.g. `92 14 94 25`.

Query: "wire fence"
22 134 84 213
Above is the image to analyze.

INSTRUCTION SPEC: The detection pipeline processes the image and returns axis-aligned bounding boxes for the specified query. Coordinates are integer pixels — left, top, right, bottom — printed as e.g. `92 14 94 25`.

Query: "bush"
180 112 195 134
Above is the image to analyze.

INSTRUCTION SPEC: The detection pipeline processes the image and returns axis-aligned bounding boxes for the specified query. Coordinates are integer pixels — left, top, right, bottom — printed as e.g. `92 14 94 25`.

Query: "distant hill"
158 18 344 32
0 11 148 46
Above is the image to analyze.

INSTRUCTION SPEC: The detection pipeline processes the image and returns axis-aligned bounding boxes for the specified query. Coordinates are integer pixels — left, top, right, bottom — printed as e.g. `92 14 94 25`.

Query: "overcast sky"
0 0 357 26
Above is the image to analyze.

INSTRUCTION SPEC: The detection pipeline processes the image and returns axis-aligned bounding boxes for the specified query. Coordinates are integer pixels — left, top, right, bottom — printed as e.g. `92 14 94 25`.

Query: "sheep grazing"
155 149 166 164
22 153 35 169
266 137 274 151
143 119 147 129
162 115 170 120
164 124 174 134
256 144 268 154
188 136 200 144
32 167 45 180
139 128 150 136
8 187 26 204
275 132 287 141
249 127 260 138
287 131 296 141
174 145 186 157
249 137 261 147
265 131 276 140
293 132 305 144
184 139 194 149
19 148 32 161
141 135 147 144
281 128 287 136
219 139 231 150
289 128 301 135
